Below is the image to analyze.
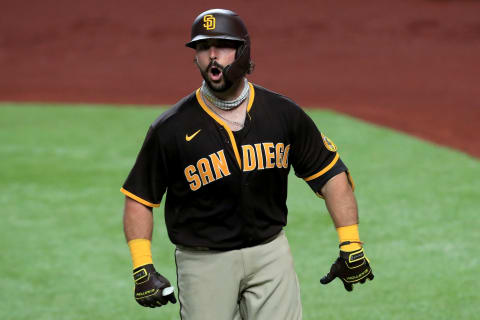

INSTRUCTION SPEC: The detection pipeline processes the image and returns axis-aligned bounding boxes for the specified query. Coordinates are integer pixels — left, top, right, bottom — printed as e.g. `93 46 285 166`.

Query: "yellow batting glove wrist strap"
336 224 362 251
128 239 153 269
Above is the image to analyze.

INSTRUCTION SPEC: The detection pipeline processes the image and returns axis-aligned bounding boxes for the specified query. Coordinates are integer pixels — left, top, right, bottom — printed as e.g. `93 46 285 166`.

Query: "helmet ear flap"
224 39 250 84
235 42 246 59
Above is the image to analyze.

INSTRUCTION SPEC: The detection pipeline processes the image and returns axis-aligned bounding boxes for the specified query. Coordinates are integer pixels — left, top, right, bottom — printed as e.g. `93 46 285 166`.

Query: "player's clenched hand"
320 248 374 292
133 264 177 308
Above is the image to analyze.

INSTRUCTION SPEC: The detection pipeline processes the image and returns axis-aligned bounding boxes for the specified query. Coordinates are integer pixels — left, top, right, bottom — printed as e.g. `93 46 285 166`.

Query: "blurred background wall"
1 0 479 156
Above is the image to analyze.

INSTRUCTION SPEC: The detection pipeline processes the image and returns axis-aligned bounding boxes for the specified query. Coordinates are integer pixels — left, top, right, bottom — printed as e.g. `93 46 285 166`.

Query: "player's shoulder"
252 83 304 114
151 91 198 129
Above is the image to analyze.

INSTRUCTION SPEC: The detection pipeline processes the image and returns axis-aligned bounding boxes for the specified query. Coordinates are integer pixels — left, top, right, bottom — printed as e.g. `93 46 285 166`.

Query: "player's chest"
178 122 291 175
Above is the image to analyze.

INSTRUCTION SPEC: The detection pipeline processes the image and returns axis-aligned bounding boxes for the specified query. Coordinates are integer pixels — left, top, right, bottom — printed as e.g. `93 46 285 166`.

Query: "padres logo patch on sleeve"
321 132 337 152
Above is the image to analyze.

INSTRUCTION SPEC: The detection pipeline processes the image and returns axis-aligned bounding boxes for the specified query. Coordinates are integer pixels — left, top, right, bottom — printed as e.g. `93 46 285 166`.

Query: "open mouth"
209 66 223 81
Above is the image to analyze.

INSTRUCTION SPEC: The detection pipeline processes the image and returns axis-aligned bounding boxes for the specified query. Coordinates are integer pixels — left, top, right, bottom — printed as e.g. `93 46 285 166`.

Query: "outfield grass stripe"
1 103 478 320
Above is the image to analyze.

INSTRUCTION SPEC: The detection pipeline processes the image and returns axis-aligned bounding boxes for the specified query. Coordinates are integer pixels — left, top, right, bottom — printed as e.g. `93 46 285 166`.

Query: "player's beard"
199 60 233 93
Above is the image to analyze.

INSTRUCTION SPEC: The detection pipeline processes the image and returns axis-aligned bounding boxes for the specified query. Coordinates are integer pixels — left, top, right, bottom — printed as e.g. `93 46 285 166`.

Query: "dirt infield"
1 0 479 157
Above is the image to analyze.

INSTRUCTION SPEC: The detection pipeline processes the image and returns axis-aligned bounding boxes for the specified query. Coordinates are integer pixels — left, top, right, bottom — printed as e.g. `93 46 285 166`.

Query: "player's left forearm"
321 172 358 228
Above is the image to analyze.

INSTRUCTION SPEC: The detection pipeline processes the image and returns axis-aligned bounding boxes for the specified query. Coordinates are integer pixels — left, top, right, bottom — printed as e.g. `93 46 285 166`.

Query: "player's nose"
208 47 218 60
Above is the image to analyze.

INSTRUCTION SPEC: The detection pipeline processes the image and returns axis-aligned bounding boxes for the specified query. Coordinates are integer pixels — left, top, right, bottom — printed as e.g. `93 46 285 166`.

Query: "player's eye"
196 42 210 51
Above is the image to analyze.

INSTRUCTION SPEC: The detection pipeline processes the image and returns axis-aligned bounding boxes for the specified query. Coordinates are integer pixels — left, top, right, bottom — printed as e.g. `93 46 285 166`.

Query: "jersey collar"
195 82 255 170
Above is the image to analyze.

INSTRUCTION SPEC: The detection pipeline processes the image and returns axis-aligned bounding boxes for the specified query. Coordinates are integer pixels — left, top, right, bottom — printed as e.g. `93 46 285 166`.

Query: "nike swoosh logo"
186 129 201 141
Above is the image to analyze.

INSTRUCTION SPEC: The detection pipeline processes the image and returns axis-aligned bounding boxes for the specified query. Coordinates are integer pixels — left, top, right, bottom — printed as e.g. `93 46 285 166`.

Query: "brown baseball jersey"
121 82 353 250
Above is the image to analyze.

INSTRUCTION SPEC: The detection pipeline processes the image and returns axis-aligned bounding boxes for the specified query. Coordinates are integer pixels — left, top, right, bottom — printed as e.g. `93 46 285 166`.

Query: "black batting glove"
133 264 177 308
320 247 374 292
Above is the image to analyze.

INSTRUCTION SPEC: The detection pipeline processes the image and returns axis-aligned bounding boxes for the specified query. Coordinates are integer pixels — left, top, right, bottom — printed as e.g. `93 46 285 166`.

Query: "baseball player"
121 8 374 320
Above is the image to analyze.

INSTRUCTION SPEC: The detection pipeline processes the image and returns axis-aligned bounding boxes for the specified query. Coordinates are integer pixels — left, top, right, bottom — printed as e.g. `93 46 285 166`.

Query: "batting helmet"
186 9 252 86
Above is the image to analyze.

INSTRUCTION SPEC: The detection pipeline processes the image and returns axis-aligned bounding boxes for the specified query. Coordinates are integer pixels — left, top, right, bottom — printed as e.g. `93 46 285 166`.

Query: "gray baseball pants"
175 231 302 320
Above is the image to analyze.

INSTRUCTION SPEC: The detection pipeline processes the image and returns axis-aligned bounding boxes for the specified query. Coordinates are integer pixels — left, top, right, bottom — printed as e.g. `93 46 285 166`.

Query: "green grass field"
1 103 478 320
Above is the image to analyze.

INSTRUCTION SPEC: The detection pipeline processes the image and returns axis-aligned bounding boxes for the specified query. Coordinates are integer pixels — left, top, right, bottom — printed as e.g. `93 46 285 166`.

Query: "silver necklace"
202 96 248 129
201 79 249 110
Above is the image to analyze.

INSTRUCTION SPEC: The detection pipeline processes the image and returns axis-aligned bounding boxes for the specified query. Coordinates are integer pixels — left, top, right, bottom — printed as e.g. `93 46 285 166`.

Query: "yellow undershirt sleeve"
127 239 153 269
336 224 362 251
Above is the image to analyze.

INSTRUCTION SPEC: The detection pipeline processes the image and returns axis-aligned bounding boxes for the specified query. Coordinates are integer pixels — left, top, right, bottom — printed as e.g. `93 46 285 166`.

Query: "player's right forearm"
123 196 154 242
123 196 155 268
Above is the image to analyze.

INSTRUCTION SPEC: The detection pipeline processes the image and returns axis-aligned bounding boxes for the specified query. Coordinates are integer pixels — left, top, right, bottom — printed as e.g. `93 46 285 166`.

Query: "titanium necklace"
201 78 250 111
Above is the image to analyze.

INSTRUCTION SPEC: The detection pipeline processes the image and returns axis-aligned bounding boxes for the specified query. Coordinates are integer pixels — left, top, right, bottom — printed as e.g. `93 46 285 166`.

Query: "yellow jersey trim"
195 83 256 170
247 82 255 112
304 153 340 182
120 187 160 208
